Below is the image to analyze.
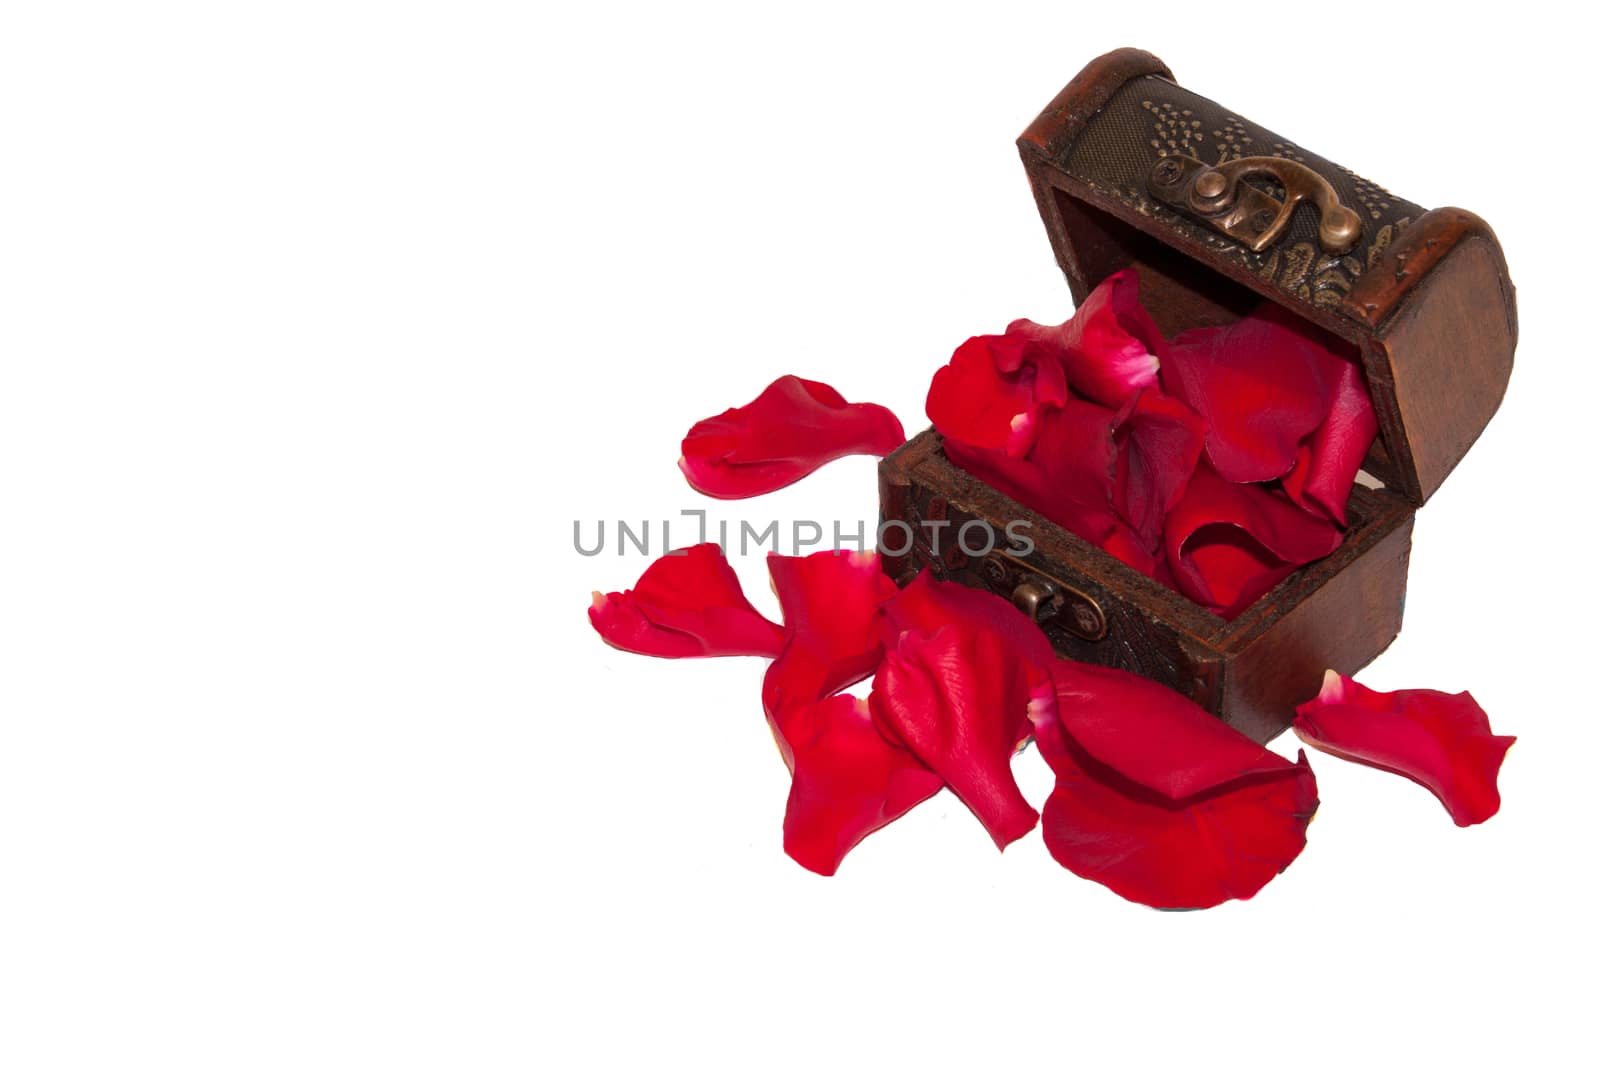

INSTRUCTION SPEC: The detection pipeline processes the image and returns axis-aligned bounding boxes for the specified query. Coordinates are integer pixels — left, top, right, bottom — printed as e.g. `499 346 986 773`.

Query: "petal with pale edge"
1293 671 1514 827
1035 662 1318 909
588 543 785 658
680 375 906 499
942 402 1161 578
1007 268 1163 408
782 694 944 876
880 570 1056 678
1164 464 1344 619
1162 304 1347 484
926 333 1069 456
871 626 1039 849
1281 354 1379 526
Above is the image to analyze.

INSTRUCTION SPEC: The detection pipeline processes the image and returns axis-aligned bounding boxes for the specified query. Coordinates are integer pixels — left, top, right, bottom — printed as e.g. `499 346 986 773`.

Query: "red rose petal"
1051 659 1291 799
1293 672 1515 827
871 626 1039 849
926 333 1069 456
941 399 1162 579
1007 268 1163 408
1164 464 1344 619
1111 389 1207 554
782 694 944 876
1034 663 1318 909
763 550 900 761
679 375 906 499
1281 353 1379 525
880 570 1056 677
1040 742 1318 910
1162 304 1345 484
588 543 785 658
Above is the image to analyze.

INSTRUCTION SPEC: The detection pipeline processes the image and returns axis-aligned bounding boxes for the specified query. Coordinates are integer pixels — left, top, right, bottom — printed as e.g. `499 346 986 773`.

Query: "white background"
1 3 1593 1064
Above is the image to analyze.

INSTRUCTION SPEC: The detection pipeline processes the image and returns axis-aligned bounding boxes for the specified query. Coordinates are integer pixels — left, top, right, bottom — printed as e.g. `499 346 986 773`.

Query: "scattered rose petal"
1282 353 1379 525
762 551 900 738
1035 662 1318 909
1164 464 1344 619
680 375 906 499
1293 671 1515 826
782 693 944 876
926 333 1069 456
588 543 784 658
871 626 1039 849
1007 268 1163 408
1051 659 1289 799
1162 304 1346 484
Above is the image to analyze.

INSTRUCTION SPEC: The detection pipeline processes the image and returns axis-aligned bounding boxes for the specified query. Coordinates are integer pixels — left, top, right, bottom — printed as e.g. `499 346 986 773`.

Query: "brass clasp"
1148 154 1362 254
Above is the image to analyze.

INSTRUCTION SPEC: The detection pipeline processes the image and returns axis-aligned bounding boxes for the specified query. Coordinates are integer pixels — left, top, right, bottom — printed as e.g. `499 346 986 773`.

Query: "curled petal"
1282 354 1379 525
1111 389 1207 554
1050 659 1291 800
680 375 905 499
588 543 784 658
763 551 899 760
1040 741 1318 910
1162 304 1351 483
1293 671 1515 827
1164 465 1343 619
871 626 1039 849
1034 664 1317 909
926 334 1069 455
782 694 943 876
1008 268 1163 408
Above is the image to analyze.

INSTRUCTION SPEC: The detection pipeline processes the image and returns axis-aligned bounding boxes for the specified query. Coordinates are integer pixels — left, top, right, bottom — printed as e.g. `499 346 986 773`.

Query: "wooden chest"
877 48 1516 743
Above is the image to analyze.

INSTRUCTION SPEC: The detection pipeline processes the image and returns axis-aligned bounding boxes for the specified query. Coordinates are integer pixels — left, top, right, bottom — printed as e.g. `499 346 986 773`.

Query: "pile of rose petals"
590 545 1514 907
927 269 1378 619
601 275 1513 907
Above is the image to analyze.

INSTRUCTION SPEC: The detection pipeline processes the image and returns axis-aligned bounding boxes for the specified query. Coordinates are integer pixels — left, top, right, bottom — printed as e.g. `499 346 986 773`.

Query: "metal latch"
1147 154 1362 255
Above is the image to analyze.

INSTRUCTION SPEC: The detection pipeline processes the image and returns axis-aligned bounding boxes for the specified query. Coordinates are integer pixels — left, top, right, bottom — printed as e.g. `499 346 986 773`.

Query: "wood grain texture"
1370 233 1516 502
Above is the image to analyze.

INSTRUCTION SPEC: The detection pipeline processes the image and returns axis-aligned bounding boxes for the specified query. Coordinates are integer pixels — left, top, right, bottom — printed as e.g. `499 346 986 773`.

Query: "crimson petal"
1281 353 1379 525
1034 663 1318 909
680 375 905 499
588 543 785 658
926 333 1069 455
1007 268 1163 408
1164 464 1343 619
782 694 944 876
942 400 1161 578
1162 304 1345 483
1293 672 1515 827
1111 389 1207 554
763 551 900 760
1051 659 1290 799
880 570 1055 677
871 626 1039 849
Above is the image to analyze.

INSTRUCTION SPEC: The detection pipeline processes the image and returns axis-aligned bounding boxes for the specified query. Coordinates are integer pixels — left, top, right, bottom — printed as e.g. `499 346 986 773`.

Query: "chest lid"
1017 49 1517 506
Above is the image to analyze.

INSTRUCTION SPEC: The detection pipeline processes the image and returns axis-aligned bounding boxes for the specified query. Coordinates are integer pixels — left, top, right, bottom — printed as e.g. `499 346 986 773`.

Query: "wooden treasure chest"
877 48 1516 743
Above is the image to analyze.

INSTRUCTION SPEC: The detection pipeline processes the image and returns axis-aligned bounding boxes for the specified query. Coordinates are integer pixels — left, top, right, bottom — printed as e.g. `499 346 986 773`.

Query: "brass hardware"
1012 580 1058 623
1008 572 1108 642
1147 154 1362 254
